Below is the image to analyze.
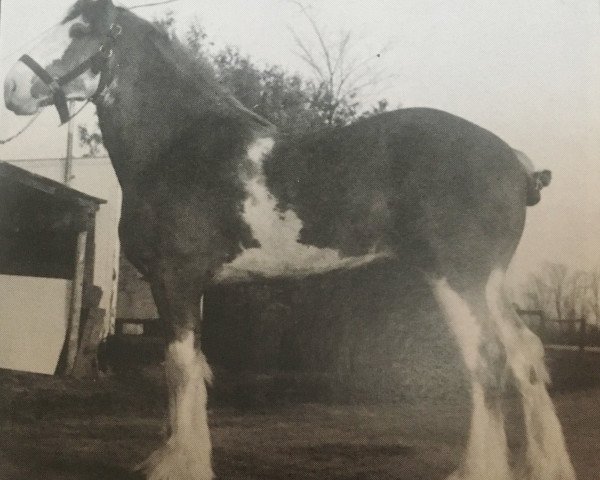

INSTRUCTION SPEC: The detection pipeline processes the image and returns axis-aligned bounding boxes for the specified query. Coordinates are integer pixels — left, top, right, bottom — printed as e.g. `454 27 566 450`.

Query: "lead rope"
0 99 92 145
0 111 42 144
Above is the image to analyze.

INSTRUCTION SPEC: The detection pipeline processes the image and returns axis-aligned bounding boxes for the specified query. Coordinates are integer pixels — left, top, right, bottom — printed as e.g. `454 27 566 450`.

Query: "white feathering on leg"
138 332 214 480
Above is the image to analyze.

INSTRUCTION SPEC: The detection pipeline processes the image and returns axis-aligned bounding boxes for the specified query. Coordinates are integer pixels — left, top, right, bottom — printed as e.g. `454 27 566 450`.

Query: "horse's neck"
96 34 225 184
95 14 272 196
96 90 184 183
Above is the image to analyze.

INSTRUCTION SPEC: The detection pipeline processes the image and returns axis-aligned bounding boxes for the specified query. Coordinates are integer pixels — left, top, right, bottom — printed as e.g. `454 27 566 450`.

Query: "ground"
0 350 599 480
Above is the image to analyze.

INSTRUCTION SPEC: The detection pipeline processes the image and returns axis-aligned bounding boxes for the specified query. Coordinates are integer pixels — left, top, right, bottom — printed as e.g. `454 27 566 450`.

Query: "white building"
0 156 121 374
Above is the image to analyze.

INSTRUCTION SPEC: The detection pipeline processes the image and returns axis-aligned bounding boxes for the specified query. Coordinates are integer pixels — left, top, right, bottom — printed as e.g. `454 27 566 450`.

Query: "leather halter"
19 23 122 124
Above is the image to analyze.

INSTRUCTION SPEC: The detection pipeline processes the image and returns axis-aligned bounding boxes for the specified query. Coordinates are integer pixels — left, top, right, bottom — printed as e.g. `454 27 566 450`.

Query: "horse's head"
4 0 119 122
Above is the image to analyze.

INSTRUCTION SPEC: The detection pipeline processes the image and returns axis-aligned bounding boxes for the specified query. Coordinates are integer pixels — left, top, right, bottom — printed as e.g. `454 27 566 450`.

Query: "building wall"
5 157 122 334
0 275 71 374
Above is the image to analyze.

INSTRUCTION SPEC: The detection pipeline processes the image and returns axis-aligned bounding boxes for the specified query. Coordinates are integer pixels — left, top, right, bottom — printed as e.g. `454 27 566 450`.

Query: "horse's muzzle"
4 61 43 115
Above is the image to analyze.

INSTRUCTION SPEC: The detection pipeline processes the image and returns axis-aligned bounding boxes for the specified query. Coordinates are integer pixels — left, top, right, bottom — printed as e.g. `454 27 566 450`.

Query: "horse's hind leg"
138 263 214 480
485 269 576 480
432 275 513 480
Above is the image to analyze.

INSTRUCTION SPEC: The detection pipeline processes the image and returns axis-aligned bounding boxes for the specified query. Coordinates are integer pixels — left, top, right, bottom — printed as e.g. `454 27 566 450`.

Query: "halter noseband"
19 23 122 124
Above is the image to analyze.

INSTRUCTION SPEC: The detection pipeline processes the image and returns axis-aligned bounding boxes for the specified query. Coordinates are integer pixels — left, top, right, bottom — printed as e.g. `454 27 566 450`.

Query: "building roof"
0 161 106 210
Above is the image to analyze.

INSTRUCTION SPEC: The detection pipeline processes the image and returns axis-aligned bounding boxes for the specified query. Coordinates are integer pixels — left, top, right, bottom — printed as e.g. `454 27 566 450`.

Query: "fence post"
579 318 587 354
539 312 547 343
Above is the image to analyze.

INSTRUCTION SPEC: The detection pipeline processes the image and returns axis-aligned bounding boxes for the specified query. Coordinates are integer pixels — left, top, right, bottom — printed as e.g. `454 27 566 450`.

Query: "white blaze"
216 137 390 282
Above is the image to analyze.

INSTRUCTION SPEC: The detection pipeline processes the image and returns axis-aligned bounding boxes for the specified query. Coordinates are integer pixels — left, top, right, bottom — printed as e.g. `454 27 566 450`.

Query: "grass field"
0 349 599 480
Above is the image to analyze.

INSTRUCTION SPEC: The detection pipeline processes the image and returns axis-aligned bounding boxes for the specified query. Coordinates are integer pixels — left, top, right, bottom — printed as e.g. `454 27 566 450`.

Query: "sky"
0 0 599 285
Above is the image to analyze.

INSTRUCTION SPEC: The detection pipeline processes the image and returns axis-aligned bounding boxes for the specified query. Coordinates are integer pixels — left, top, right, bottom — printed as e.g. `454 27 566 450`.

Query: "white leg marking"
459 383 511 480
432 278 512 480
486 269 576 480
432 278 482 372
139 331 214 480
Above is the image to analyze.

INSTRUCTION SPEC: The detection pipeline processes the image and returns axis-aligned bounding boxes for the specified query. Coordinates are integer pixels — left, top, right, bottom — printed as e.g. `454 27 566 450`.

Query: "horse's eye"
69 23 91 39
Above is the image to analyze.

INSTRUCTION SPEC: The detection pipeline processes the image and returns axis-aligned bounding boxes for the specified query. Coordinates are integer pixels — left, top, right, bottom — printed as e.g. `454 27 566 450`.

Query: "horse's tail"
526 169 551 206
512 149 551 206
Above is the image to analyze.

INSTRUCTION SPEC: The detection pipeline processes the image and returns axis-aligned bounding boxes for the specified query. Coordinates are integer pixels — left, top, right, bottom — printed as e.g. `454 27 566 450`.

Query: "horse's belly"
214 245 390 283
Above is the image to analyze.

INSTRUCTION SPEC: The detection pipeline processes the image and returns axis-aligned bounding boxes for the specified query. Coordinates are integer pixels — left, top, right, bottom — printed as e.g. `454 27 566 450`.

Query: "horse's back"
262 108 528 279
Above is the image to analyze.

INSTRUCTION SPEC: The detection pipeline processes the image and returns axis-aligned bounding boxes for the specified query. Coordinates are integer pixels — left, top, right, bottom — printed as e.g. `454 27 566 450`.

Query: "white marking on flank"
216 137 391 283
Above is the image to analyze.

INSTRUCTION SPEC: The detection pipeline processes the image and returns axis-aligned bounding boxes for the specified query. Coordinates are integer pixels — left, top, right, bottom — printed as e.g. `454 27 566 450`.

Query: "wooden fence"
516 308 600 352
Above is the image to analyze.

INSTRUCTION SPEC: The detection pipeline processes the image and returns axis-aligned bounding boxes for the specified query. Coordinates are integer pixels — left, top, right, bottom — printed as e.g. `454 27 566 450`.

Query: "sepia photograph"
0 1 599 478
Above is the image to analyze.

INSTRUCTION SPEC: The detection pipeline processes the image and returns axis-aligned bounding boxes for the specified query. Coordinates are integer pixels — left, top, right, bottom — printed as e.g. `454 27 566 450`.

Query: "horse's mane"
117 7 273 130
117 8 221 96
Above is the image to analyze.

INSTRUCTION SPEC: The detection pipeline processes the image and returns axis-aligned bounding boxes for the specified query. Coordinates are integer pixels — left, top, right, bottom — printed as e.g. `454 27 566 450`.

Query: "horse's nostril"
9 79 17 94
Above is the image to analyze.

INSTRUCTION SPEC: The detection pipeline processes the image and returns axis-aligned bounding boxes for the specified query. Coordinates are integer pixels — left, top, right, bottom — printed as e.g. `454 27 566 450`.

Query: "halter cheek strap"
18 23 122 125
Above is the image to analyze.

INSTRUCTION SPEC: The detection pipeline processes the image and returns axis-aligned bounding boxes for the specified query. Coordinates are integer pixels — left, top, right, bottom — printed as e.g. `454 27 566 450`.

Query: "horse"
4 1 576 479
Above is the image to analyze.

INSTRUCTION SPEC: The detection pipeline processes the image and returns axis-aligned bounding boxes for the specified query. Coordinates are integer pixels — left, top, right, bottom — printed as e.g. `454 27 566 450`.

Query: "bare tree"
522 262 590 321
548 263 569 320
586 268 600 323
523 271 552 313
288 1 391 126
78 124 104 157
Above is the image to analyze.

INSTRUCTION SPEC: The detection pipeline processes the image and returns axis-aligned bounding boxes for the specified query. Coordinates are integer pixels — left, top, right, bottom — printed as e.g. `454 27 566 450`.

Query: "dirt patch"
0 351 599 480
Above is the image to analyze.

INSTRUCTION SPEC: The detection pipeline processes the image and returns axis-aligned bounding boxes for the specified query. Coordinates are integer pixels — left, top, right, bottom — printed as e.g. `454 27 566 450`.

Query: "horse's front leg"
138 264 214 480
